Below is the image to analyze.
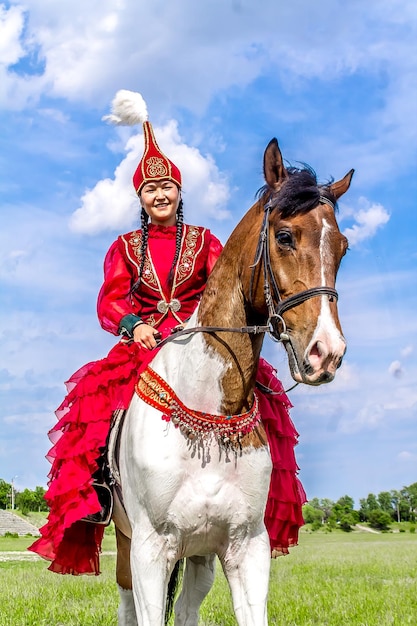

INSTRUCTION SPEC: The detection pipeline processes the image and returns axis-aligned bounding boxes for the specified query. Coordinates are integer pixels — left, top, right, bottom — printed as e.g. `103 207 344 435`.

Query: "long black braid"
167 199 184 287
130 198 184 294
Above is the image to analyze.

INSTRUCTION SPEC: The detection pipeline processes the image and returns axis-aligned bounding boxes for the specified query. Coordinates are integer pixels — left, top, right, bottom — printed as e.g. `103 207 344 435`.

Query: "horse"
112 137 354 625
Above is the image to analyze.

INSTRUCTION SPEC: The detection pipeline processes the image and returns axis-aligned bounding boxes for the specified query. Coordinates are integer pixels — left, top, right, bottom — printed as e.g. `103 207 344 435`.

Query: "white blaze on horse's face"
303 215 347 383
273 203 349 385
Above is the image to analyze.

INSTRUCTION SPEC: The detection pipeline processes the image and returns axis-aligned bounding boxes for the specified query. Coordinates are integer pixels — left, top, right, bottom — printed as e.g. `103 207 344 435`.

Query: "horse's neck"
196 246 264 414
151 309 231 415
152 290 263 418
151 211 264 415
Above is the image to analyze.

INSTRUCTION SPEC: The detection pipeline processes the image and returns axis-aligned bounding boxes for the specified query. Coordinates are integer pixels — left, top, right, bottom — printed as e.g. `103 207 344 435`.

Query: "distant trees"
367 509 392 531
359 485 417 524
332 495 359 531
0 480 48 513
16 487 48 514
402 483 417 520
303 482 417 532
0 479 11 509
302 495 359 532
359 493 380 521
378 491 393 513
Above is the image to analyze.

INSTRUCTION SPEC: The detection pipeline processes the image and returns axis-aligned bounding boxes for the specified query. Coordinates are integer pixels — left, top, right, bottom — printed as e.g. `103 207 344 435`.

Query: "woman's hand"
133 323 160 349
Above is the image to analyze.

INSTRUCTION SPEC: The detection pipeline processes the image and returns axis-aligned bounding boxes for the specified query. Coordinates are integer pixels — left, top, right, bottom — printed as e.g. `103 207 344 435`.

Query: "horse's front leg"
117 585 137 626
130 527 174 626
221 530 271 626
115 527 137 626
174 554 216 626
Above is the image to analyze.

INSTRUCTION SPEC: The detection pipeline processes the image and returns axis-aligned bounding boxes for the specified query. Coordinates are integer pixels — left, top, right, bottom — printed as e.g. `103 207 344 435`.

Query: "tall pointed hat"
103 89 182 194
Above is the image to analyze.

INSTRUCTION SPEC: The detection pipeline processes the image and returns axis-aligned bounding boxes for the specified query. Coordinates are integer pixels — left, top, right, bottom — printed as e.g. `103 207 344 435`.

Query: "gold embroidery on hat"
146 156 168 178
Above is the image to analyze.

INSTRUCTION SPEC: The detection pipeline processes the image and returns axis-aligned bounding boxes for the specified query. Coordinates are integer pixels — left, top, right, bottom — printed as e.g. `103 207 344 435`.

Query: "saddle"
82 409 126 526
82 326 188 526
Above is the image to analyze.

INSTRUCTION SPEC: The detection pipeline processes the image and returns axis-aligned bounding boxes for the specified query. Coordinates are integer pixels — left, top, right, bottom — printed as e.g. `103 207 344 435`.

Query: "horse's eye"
276 230 294 247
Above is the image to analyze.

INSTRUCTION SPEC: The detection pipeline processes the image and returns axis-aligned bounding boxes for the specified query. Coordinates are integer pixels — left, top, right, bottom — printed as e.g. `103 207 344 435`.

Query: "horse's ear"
263 138 288 188
330 169 355 200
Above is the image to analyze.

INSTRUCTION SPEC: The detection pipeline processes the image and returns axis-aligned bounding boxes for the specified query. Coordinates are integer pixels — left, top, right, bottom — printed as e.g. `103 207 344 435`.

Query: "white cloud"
0 4 25 65
0 1 414 112
69 136 139 234
70 120 231 234
388 360 404 379
342 375 417 433
342 197 390 246
0 3 46 109
0 1 415 192
398 451 415 462
339 403 385 434
401 345 414 358
38 107 69 124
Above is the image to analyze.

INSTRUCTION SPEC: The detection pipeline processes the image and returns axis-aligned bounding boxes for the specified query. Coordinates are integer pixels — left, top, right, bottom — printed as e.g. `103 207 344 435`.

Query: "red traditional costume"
29 91 305 575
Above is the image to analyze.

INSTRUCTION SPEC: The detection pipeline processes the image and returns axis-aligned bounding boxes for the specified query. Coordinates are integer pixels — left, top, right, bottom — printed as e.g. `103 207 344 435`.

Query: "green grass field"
0 530 416 625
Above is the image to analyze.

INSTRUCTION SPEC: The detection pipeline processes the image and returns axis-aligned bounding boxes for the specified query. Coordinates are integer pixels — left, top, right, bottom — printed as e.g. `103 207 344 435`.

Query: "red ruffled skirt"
256 359 306 555
29 338 305 575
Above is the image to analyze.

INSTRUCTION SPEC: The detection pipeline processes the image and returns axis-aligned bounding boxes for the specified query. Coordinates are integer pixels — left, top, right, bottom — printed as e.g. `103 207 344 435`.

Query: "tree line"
303 483 417 532
1 478 416 529
0 479 48 514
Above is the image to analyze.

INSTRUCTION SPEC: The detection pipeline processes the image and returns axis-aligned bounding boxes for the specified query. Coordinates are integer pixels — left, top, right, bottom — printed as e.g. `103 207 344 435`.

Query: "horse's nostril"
309 342 322 359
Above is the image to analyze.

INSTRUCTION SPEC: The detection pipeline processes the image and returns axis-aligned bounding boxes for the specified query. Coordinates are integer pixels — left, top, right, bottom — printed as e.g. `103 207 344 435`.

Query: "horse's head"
245 138 353 385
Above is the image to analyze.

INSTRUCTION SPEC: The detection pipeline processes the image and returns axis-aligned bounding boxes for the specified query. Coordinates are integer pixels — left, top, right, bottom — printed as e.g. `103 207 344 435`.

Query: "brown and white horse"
113 138 353 625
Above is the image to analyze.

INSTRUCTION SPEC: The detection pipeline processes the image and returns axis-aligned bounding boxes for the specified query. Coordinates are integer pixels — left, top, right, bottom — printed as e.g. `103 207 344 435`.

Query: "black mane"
257 165 337 217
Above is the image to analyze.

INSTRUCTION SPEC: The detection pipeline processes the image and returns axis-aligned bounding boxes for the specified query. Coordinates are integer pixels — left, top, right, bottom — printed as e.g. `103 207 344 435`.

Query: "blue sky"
0 0 416 507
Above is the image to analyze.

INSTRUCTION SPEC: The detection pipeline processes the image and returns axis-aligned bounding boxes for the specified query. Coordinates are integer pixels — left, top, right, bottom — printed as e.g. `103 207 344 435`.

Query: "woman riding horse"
29 90 305 576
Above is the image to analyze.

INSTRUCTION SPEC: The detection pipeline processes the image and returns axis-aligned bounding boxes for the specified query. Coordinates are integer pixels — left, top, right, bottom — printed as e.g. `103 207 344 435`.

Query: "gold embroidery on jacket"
123 231 159 292
174 226 206 288
120 226 207 325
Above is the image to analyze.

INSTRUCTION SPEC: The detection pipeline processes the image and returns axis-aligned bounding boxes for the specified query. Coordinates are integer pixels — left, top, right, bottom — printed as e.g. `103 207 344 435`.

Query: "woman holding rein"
29 90 305 576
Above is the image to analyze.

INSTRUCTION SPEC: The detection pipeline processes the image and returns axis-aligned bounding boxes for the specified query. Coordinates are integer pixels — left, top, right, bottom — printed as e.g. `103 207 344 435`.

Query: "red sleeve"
97 239 135 335
207 232 223 275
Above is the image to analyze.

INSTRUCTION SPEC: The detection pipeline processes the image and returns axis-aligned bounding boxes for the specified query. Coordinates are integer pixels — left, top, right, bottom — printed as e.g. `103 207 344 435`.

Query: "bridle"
249 195 339 343
154 194 339 388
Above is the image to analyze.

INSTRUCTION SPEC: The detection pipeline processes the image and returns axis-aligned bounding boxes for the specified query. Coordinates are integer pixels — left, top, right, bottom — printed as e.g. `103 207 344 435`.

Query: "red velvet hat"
133 121 182 194
103 90 182 195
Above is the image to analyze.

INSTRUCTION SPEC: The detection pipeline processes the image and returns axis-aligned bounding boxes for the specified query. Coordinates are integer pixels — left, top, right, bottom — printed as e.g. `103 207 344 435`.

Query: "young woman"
29 92 305 575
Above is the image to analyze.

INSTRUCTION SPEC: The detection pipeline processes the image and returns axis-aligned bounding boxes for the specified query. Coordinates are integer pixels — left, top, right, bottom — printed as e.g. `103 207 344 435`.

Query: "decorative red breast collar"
136 366 261 447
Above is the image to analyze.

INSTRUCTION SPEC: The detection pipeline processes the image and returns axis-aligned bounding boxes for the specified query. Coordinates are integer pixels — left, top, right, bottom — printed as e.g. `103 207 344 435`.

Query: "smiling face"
139 180 181 226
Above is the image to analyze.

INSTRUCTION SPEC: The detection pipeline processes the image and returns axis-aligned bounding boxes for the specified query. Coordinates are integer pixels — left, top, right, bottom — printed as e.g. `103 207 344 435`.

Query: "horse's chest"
121 344 273 554
143 439 271 537
174 448 270 510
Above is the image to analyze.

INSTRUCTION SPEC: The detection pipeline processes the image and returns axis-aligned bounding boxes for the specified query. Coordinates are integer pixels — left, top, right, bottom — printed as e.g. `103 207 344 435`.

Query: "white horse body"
118 310 273 626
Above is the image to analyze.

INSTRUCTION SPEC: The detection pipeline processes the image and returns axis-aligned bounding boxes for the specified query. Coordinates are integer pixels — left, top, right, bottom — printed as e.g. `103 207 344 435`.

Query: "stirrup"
82 482 113 526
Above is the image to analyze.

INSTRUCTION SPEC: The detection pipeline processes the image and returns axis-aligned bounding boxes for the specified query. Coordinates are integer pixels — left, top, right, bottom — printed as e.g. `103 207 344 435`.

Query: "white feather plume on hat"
102 89 148 126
